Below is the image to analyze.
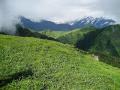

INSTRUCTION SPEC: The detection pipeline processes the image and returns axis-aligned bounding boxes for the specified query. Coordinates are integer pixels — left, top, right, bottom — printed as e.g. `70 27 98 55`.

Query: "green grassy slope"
57 27 96 45
1 34 120 90
40 30 67 39
91 25 120 57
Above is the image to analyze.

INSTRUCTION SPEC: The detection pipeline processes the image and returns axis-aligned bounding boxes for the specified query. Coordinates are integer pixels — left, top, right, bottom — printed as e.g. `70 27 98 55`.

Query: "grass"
40 30 67 39
0 34 120 90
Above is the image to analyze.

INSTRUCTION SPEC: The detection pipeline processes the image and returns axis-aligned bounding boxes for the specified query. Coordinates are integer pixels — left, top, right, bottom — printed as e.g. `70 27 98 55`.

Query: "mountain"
1 34 120 89
86 25 120 68
90 25 120 57
20 17 115 31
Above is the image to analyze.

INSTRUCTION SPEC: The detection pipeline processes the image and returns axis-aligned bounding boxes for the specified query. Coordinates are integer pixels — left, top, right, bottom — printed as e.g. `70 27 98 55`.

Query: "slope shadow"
0 69 33 87
76 30 102 51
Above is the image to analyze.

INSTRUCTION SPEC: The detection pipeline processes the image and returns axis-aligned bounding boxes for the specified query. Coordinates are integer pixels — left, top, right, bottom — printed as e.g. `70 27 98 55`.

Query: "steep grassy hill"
1 34 120 90
90 25 120 57
57 27 97 45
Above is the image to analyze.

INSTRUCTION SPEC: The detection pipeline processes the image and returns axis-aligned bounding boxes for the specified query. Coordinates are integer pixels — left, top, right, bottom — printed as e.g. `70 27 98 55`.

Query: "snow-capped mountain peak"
70 17 115 28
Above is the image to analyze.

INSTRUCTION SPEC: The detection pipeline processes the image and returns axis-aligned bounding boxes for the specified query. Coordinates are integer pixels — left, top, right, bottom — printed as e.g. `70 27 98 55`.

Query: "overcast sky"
0 0 120 30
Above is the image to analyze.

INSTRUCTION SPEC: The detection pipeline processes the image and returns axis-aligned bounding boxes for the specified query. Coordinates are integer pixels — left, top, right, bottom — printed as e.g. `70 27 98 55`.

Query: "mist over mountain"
21 17 115 31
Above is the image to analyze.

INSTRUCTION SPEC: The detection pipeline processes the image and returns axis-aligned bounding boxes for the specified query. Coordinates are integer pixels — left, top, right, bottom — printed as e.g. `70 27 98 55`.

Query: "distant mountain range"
20 16 115 31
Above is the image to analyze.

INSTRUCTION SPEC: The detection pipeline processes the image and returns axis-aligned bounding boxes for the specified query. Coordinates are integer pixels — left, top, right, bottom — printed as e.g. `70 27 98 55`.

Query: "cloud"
95 0 120 20
0 0 18 34
0 0 120 32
